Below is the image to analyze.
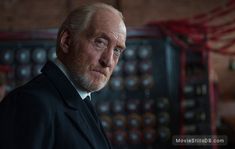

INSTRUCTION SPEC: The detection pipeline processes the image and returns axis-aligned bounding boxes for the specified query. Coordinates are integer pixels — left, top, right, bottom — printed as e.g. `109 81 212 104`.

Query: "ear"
60 29 71 53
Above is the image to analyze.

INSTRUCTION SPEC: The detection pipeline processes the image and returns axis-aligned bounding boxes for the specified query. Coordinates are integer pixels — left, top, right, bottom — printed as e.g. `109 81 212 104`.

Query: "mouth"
92 69 108 77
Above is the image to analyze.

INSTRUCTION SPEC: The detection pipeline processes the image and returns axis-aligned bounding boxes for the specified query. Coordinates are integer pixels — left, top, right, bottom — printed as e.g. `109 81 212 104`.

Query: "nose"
99 48 113 67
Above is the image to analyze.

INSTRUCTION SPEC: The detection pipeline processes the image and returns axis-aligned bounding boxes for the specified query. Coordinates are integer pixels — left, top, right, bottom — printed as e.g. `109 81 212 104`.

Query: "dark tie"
84 96 99 124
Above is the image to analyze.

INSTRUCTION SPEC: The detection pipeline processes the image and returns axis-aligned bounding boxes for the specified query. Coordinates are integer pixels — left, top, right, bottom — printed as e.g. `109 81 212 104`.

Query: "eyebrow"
99 33 126 50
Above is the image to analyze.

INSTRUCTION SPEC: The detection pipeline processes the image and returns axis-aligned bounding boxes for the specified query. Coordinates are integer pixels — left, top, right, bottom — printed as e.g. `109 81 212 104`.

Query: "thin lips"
92 69 107 77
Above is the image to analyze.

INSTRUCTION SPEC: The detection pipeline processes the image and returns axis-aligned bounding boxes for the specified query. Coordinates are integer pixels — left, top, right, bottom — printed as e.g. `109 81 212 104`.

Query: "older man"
0 3 126 149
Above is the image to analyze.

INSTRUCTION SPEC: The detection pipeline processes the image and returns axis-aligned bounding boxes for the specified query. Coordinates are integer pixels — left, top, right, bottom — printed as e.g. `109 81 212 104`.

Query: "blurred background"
0 0 235 149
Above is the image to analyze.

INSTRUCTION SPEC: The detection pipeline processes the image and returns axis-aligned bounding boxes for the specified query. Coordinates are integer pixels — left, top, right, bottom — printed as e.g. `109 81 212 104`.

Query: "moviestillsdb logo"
172 135 227 146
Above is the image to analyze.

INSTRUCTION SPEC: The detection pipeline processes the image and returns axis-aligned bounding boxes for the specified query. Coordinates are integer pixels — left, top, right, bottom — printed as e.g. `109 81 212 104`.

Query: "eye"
114 48 123 57
94 38 108 50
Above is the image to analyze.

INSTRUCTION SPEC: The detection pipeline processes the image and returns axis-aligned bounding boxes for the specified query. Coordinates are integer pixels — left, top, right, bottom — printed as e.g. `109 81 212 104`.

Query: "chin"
89 76 108 89
88 82 107 92
77 73 109 92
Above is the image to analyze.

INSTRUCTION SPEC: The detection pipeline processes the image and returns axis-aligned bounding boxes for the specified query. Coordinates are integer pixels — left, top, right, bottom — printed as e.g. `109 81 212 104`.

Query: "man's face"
64 10 126 92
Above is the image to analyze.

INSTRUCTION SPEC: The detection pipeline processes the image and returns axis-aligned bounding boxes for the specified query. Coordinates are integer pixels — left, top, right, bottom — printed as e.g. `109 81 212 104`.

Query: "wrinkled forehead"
83 9 126 48
88 9 126 36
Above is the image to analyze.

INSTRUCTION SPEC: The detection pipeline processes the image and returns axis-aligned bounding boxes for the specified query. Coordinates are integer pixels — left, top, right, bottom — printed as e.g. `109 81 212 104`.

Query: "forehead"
87 9 126 46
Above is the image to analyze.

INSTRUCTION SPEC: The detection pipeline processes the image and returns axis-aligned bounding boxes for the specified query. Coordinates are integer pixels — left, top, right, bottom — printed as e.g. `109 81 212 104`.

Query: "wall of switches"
0 27 216 149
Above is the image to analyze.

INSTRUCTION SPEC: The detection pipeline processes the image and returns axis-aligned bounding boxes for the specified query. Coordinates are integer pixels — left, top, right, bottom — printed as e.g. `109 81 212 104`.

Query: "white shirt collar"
54 59 91 100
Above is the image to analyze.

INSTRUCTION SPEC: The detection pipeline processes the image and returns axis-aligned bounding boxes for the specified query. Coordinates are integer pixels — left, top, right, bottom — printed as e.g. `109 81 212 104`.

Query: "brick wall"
0 0 112 30
0 0 225 30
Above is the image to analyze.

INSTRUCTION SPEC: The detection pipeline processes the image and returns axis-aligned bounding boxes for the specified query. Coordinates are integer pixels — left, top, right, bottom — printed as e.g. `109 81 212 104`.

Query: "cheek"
78 47 101 72
110 61 118 72
86 46 102 63
114 57 119 66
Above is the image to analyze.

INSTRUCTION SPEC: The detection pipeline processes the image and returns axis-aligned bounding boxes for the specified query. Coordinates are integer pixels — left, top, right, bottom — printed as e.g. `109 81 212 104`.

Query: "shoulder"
0 74 61 117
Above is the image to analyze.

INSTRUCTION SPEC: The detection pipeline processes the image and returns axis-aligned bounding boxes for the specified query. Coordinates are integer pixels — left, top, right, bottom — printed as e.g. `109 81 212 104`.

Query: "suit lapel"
82 99 111 149
41 61 97 148
64 107 96 149
98 120 113 149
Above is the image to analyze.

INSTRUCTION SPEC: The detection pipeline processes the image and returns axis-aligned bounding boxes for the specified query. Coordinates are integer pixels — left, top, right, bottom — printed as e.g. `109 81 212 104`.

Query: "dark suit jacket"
0 61 112 149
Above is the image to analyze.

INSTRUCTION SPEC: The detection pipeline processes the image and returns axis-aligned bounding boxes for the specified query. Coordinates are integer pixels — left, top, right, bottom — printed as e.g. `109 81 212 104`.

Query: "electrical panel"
179 48 217 149
93 27 181 149
0 27 216 149
0 31 57 91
